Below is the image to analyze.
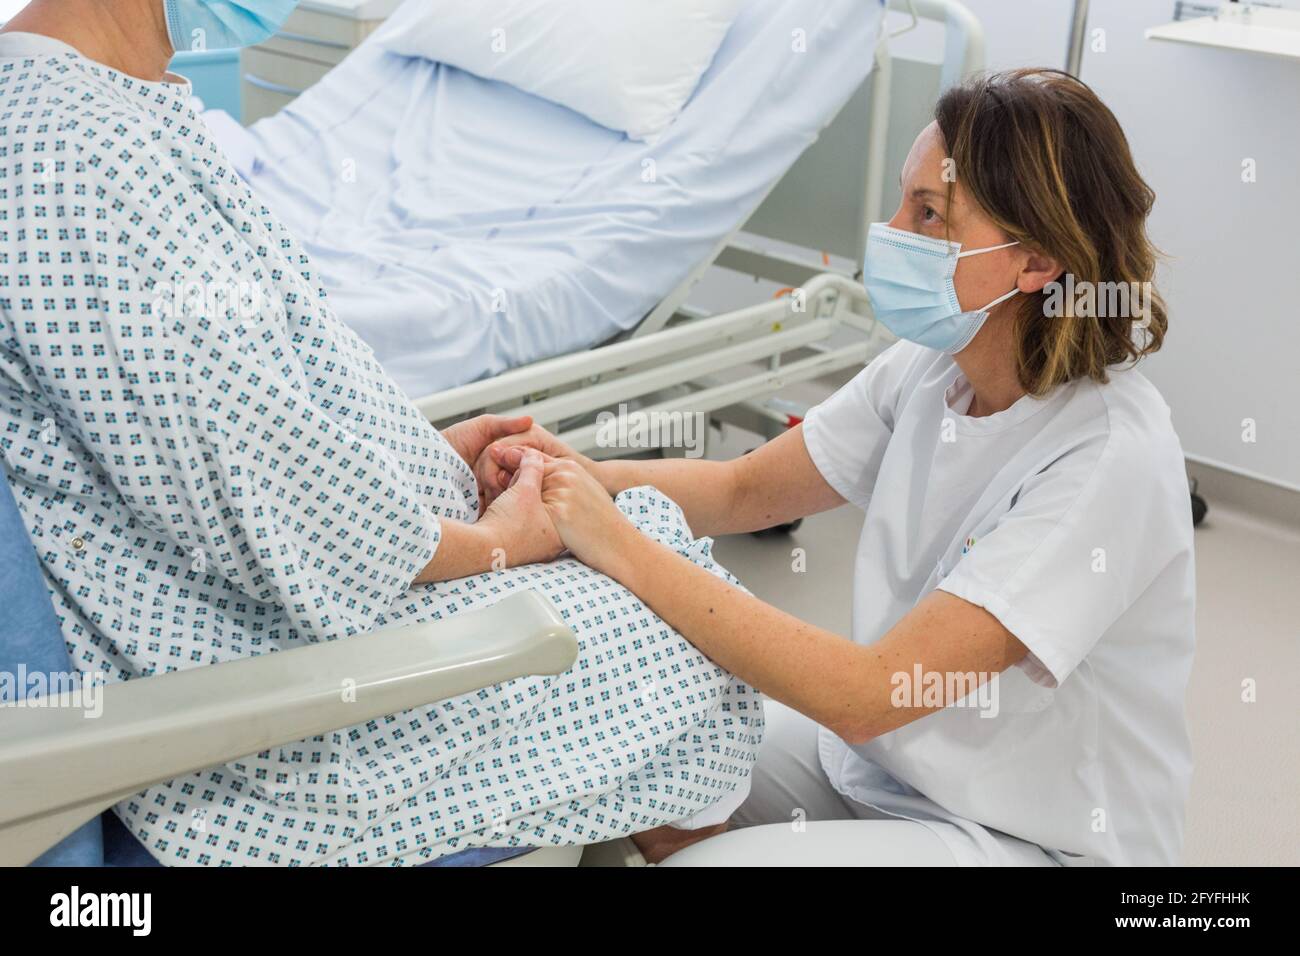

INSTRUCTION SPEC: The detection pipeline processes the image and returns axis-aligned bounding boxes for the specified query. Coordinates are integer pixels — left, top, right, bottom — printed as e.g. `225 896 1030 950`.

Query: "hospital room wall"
1079 0 1300 493
897 0 1300 493
889 0 1080 71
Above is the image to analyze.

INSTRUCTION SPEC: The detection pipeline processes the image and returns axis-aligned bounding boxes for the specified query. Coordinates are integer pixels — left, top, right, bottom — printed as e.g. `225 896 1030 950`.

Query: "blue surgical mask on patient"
163 0 298 53
861 222 1021 354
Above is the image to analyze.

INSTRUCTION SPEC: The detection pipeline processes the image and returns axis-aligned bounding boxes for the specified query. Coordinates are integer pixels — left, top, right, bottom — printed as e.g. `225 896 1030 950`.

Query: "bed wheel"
1188 477 1208 527
1191 491 1208 527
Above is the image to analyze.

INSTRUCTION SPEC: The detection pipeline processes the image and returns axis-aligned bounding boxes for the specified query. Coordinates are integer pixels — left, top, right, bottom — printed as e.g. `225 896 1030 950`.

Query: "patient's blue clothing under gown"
0 37 761 865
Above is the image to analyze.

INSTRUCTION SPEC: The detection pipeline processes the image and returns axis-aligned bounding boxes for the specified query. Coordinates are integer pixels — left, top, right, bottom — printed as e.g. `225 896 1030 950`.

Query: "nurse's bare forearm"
591 425 844 537
606 529 1028 744
603 529 895 741
591 457 740 536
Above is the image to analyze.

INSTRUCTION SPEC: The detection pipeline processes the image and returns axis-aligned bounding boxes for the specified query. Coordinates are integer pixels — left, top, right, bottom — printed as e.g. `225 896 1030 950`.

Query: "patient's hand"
475 425 587 507
442 413 537 514
475 449 563 568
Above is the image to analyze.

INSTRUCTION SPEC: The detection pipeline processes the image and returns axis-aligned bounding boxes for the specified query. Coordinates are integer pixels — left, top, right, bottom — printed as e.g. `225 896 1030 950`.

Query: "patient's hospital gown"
0 36 761 864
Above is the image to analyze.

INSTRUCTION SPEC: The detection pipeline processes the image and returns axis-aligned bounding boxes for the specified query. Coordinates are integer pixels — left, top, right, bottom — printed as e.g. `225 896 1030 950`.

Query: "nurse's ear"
1015 249 1065 296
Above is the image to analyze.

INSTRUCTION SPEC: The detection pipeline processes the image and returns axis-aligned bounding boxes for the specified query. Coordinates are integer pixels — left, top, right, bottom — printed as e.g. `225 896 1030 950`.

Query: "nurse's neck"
2 0 174 82
953 307 1028 418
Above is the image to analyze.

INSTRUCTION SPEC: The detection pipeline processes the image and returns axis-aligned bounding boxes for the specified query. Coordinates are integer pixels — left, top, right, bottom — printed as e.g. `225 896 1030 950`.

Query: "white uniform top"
802 341 1196 866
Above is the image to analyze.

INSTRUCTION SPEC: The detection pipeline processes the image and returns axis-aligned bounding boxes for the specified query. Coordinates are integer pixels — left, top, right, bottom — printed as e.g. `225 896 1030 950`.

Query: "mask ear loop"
956 240 1021 259
977 286 1022 313
956 239 1023 311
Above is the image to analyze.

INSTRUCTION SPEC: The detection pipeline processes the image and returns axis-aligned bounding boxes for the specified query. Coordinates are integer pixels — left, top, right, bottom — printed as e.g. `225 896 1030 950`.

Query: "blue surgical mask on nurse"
861 221 1022 354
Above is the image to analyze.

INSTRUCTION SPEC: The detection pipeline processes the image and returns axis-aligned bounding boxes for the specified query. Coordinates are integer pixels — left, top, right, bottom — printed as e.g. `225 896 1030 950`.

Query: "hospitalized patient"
0 1 761 864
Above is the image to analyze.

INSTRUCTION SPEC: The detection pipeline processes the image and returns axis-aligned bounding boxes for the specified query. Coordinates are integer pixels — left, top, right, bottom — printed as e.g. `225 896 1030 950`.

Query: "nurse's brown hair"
935 69 1167 396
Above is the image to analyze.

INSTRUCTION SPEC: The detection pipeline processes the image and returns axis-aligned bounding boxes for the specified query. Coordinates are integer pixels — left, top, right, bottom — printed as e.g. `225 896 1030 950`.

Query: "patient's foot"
631 821 729 864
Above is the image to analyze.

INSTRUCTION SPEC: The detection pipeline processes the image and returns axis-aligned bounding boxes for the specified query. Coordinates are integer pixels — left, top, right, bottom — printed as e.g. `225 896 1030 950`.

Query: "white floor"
706 420 1300 867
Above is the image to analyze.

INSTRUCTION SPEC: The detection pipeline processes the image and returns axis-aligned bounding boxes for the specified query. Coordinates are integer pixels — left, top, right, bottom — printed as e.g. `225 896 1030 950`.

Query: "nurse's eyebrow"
910 186 949 205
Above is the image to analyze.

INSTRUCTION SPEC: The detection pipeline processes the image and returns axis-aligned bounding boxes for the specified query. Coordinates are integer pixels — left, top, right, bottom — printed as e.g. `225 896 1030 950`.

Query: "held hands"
440 413 537 516
461 419 639 577
477 426 590 507
538 452 638 581
439 412 590 515
474 446 564 567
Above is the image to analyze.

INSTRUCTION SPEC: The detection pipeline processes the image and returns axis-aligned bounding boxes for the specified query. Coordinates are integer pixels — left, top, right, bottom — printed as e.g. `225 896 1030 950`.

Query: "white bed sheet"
239 0 884 395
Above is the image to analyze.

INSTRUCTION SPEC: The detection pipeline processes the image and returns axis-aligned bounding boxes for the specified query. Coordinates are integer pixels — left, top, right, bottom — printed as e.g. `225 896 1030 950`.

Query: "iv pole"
1066 0 1091 76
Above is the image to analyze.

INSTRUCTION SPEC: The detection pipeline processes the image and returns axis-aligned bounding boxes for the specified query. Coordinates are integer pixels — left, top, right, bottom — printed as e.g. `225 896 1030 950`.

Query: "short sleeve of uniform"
937 426 1191 688
802 342 925 510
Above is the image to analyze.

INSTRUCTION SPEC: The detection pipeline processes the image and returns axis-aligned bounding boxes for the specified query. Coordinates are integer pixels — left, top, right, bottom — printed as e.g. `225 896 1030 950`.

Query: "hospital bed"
228 0 985 451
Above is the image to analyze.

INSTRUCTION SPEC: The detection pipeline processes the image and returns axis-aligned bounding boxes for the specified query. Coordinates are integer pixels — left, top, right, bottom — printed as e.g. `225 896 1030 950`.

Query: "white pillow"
383 0 747 142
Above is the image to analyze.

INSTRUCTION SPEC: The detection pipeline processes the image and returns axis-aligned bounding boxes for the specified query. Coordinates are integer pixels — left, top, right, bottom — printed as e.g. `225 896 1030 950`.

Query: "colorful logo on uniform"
961 535 977 555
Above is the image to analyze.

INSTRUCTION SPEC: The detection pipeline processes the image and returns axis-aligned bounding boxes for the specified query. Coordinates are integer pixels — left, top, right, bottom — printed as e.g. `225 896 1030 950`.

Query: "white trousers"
660 701 957 866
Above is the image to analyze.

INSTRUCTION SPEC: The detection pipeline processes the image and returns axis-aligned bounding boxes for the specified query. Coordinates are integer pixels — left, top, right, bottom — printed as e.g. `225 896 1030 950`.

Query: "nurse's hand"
475 449 563 567
441 413 537 513
538 453 639 581
478 426 590 506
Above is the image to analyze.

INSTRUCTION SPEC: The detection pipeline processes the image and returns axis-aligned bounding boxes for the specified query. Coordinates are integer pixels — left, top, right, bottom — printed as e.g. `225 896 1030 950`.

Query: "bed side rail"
414 274 886 446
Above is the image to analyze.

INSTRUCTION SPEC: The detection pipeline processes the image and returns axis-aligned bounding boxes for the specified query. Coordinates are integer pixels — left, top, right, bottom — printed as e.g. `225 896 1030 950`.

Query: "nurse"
491 69 1198 866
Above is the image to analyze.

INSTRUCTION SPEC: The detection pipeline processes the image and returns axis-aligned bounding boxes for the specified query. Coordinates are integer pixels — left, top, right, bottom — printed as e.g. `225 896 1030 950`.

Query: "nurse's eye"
920 204 944 227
